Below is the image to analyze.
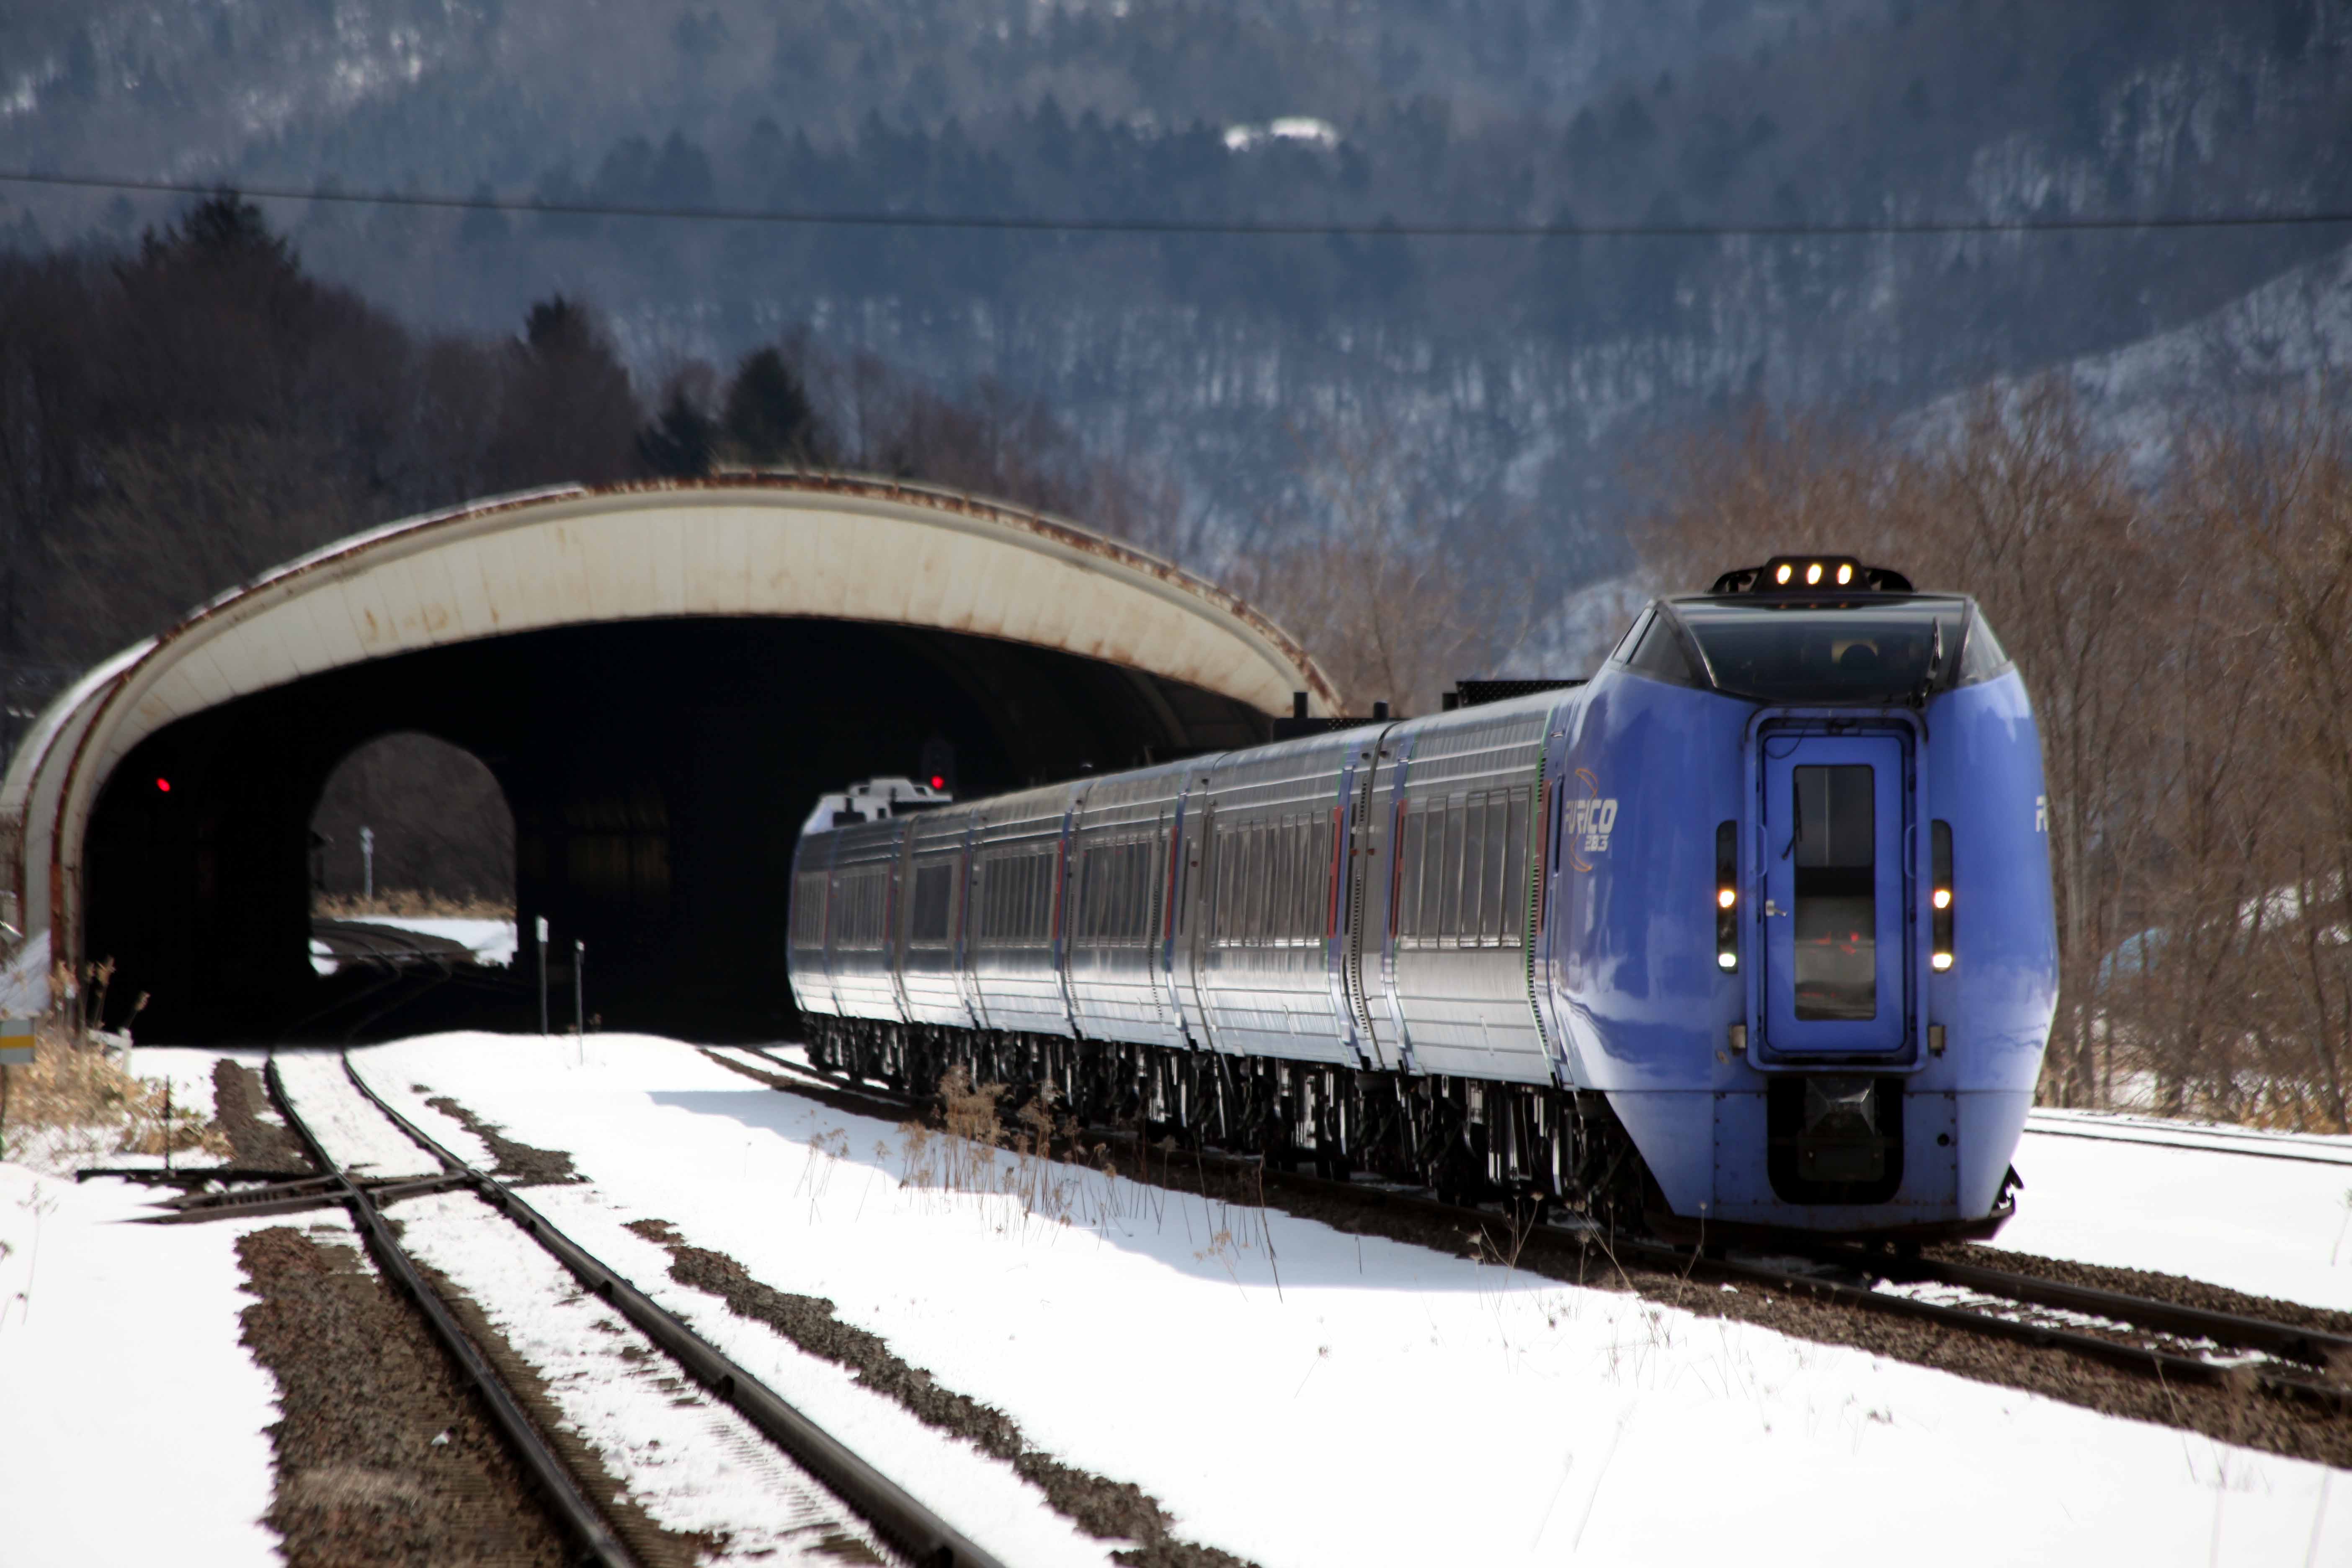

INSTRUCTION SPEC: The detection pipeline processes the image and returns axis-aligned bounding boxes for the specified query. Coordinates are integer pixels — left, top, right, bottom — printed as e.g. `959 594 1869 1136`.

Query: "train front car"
1564 556 2058 1241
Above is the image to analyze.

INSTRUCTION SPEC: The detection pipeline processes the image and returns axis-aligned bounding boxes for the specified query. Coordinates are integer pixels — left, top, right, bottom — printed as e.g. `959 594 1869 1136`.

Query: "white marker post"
536 915 550 1035
360 825 375 903
573 939 585 1065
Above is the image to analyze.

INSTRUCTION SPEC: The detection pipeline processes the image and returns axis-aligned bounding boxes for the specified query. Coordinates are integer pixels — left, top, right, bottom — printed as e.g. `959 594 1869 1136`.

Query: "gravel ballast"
235 1222 570 1568
625 1217 1255 1568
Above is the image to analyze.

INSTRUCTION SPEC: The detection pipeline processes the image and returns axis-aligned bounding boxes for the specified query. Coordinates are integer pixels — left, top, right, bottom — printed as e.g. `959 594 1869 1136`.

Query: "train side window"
910 862 953 944
1098 845 1117 944
1611 608 1653 665
1297 816 1316 941
1480 794 1511 945
1310 814 1328 941
1959 609 2012 684
1125 840 1146 944
1232 826 1253 945
793 870 828 946
1261 823 1279 944
1236 825 1258 944
1104 843 1122 944
1395 809 1422 944
1271 820 1294 942
1210 831 1229 944
1458 794 1487 947
1037 848 1056 944
1419 804 1445 941
1504 788 1532 946
1279 820 1294 942
1629 612 1697 683
1299 816 1317 941
1439 797 1467 939
1109 841 1128 945
1288 818 1308 942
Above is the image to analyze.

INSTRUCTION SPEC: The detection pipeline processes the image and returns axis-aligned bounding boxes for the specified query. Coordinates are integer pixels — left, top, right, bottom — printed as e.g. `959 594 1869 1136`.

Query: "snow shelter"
0 476 1336 1040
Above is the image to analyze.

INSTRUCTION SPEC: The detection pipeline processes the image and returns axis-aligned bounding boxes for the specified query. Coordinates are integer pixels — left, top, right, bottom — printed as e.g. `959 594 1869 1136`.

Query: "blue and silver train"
789 557 2059 1240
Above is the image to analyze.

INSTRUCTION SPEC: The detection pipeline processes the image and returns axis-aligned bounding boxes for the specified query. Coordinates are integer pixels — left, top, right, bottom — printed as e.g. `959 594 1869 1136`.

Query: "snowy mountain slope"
1905 239 2352 474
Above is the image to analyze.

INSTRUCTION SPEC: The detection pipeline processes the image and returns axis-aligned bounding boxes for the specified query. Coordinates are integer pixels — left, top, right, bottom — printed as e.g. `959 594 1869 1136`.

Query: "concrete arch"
0 476 1334 1030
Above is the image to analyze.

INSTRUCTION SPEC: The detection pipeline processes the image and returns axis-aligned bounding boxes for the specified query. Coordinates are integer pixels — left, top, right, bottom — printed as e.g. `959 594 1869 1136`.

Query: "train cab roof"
801 776 953 836
1614 557 2015 705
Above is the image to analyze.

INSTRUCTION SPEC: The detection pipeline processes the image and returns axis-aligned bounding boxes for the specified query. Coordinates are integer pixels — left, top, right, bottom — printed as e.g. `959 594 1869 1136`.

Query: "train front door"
1757 730 1911 1057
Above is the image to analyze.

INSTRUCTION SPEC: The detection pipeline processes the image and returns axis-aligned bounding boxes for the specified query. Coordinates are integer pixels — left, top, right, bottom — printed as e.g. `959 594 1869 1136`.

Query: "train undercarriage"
802 1015 1655 1231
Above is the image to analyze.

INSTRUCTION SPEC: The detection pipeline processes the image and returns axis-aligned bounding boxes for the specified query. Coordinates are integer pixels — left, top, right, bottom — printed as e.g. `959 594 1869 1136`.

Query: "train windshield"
1671 596 1977 703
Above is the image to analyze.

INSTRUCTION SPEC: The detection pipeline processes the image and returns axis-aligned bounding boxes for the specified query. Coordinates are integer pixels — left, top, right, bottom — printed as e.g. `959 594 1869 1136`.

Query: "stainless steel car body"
1063 761 1190 1050
1361 699 1555 1086
787 688 1572 1090
963 783 1078 1037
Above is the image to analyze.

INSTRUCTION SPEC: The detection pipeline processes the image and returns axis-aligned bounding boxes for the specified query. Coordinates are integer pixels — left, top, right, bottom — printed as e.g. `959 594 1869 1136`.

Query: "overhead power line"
3 167 2349 238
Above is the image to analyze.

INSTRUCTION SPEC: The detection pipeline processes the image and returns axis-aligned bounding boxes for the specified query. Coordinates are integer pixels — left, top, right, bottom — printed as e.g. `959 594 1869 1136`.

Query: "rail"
2023 1112 2352 1169
315 1049 1003 1568
261 1056 640 1568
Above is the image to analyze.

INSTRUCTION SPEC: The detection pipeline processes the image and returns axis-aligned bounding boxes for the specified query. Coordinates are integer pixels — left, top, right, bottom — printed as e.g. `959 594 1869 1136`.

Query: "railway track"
288 918 536 1042
200 1049 1006 1568
709 1043 2352 1419
2023 1110 2352 1168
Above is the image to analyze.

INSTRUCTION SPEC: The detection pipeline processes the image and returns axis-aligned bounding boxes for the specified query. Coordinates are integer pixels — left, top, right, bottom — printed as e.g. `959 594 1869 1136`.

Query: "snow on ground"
387 1188 906 1566
361 915 517 966
1995 1117 2352 1314
343 1032 2346 1568
268 1050 438 1179
0 1158 283 1567
309 916 516 974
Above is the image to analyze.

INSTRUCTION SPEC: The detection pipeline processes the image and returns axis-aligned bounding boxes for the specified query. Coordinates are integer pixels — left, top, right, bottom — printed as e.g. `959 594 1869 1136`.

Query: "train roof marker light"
1708 557 1915 595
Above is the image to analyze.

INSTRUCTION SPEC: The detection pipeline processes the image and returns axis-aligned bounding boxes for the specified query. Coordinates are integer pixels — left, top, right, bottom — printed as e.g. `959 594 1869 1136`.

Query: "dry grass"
0 962 228 1169
890 1067 1290 1299
894 1066 1141 1232
311 891 515 920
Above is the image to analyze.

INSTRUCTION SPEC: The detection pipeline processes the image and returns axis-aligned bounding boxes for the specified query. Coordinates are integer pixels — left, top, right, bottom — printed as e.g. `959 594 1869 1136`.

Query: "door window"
1791 765 1876 1019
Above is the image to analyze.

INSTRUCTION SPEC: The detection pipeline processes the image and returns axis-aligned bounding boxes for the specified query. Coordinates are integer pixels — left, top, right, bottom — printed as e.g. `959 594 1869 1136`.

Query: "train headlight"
1806 562 1823 584
1930 819 1954 972
1836 563 1853 585
1775 563 1792 584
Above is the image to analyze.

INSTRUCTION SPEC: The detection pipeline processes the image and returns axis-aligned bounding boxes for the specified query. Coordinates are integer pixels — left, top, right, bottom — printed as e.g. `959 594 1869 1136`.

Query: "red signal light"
155 777 171 793
930 775 944 789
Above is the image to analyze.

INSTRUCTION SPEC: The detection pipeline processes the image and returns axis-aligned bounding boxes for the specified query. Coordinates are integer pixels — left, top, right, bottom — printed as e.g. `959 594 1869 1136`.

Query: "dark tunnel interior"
83 616 1274 1043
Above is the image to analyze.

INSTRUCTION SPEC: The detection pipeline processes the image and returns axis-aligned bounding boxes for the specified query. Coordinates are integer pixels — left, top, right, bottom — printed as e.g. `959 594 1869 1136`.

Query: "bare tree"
2190 399 2352 1129
1224 413 1539 717
1922 378 2158 1107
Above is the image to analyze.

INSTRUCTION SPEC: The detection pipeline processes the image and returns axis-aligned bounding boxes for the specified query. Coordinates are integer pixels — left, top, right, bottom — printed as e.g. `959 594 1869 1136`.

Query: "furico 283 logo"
1563 767 1619 873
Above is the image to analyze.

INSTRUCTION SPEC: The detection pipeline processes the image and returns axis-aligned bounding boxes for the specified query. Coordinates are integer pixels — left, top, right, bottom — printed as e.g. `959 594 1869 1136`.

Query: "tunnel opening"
82 615 1270 1043
298 732 523 1036
311 730 516 913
